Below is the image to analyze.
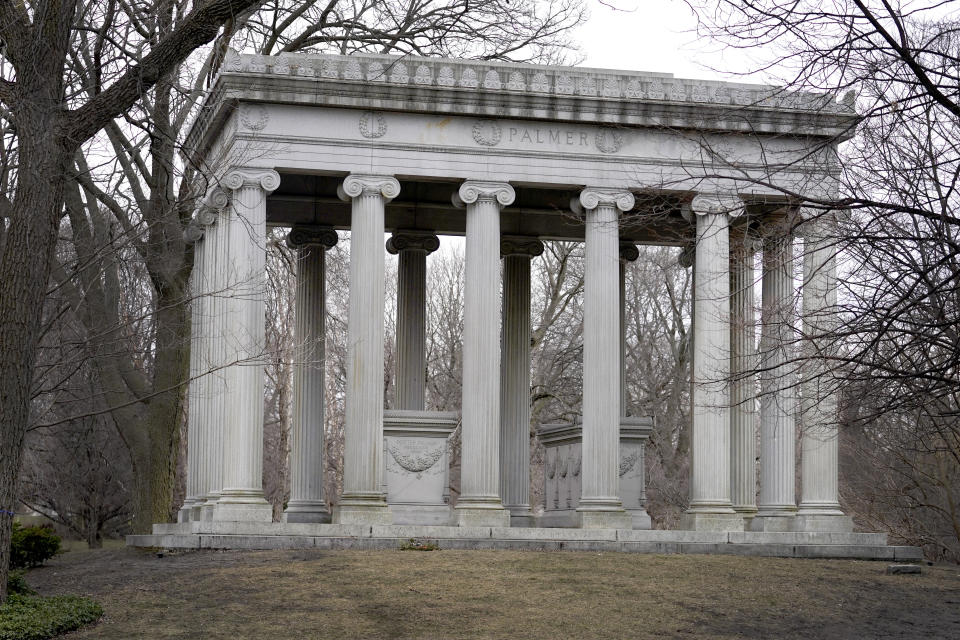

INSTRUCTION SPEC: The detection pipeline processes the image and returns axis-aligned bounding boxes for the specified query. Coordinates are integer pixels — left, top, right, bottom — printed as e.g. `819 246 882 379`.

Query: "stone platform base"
128 522 921 561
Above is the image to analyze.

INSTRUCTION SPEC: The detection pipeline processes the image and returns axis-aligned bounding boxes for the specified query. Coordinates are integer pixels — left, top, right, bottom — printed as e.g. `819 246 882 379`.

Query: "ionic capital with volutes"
386 230 440 255
501 236 544 259
690 193 745 218
571 188 635 215
453 181 515 208
223 168 281 193
338 174 401 202
286 226 339 251
619 242 640 263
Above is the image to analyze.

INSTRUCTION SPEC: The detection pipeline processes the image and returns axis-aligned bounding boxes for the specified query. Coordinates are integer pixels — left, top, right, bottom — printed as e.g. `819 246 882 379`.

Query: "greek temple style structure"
134 50 922 557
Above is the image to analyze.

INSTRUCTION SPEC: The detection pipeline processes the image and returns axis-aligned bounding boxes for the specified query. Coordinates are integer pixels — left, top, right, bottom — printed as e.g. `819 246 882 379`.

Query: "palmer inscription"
472 122 622 154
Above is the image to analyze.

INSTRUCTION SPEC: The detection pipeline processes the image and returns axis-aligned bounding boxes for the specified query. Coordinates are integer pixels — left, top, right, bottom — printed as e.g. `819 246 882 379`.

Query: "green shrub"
0 594 102 640
6 571 35 596
10 523 61 569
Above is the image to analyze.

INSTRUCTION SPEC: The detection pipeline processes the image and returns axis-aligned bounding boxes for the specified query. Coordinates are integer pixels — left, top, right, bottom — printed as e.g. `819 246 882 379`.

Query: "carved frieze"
387 441 444 479
239 103 269 131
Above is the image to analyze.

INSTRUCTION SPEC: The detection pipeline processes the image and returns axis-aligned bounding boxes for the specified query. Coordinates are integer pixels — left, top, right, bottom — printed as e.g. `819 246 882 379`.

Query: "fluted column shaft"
334 175 399 525
181 224 207 522
500 237 544 524
454 181 514 527
755 224 798 526
619 243 639 417
285 227 338 523
203 205 229 518
797 212 850 530
215 169 279 522
575 188 634 529
387 232 439 410
683 193 743 531
730 232 758 516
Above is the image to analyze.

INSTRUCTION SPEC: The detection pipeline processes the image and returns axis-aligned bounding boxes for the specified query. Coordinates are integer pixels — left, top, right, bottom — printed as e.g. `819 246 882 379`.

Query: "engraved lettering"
550 130 560 144
510 127 518 141
580 132 588 145
536 129 544 143
566 132 574 145
521 130 533 142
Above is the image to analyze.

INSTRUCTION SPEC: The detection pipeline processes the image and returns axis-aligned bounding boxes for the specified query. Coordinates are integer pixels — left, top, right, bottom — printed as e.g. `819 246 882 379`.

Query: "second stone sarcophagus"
382 410 458 525
537 417 653 529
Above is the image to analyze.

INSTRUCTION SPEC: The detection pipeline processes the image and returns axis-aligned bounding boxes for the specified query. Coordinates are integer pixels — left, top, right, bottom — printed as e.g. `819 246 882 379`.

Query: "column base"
283 501 332 524
680 512 745 532
577 508 633 530
214 490 273 523
455 498 511 527
505 505 535 528
177 503 194 523
793 513 853 533
750 512 796 532
333 498 392 525
627 508 652 530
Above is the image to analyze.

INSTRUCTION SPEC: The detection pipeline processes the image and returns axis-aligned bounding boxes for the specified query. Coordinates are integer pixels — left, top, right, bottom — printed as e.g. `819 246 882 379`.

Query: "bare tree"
0 0 271 602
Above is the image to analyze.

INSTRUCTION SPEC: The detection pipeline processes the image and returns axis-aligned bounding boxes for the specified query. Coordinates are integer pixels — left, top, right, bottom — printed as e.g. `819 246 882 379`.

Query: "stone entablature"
186 51 858 171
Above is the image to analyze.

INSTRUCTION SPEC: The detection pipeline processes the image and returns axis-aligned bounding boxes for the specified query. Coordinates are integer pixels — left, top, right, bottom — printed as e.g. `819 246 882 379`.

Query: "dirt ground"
22 546 960 639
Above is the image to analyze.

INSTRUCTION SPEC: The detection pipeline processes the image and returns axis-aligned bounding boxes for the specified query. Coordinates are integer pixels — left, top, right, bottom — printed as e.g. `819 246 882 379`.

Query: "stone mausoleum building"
131 50 921 560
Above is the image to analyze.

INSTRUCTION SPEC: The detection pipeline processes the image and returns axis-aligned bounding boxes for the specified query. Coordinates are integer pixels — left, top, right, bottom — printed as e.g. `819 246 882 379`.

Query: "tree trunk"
0 124 72 602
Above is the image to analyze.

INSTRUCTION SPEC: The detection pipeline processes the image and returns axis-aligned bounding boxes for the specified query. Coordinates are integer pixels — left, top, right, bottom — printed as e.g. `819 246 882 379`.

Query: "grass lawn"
22 546 960 639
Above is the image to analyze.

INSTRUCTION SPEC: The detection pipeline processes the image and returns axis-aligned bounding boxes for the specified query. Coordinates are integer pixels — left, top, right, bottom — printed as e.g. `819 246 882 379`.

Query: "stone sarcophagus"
382 410 458 525
537 417 653 529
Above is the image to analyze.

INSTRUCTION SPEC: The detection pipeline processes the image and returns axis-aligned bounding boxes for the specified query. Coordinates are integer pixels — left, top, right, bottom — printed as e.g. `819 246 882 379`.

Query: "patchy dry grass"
22 547 960 639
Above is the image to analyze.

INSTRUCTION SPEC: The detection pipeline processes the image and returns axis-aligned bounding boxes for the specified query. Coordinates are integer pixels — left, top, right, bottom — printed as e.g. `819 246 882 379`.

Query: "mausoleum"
129 50 921 560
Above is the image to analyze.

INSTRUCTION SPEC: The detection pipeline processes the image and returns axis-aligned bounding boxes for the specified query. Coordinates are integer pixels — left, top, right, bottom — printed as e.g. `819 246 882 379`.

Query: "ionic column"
453 181 514 528
752 217 798 532
201 197 230 522
284 226 338 523
619 242 651 529
386 231 440 410
730 229 759 518
682 193 744 532
214 169 279 522
334 174 399 525
180 217 208 523
499 236 544 527
573 188 634 530
796 211 852 532
619 243 639 418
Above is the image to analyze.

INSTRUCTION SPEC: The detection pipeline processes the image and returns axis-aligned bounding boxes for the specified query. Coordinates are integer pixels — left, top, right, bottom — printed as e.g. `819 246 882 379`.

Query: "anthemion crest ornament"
239 103 269 131
358 111 387 138
472 119 502 146
595 127 623 154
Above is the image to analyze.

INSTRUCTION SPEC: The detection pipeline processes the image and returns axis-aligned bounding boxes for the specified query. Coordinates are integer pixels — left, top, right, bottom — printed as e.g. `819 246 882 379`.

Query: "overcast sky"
575 1 768 83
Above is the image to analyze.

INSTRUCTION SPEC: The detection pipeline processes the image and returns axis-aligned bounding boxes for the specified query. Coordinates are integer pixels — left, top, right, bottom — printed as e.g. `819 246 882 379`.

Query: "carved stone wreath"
619 450 640 477
388 443 443 478
239 104 269 131
358 111 387 139
595 127 622 154
472 119 502 146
